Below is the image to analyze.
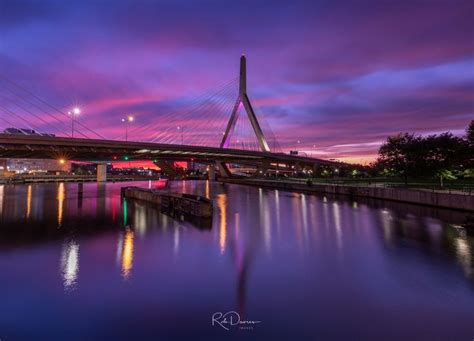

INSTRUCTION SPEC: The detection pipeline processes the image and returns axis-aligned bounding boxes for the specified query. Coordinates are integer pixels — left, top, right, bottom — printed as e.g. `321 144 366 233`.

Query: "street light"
68 107 80 137
122 115 134 141
177 126 184 145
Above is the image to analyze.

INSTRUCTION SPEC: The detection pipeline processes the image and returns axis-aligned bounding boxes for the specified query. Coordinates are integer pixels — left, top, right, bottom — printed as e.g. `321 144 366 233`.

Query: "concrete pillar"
154 160 178 179
97 163 107 182
0 159 7 177
216 161 231 177
208 165 216 181
255 161 270 177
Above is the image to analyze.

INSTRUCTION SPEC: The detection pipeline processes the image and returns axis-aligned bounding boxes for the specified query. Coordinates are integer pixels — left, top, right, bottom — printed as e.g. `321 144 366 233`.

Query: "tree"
375 126 472 184
376 133 424 184
437 169 457 187
424 132 468 183
467 120 474 146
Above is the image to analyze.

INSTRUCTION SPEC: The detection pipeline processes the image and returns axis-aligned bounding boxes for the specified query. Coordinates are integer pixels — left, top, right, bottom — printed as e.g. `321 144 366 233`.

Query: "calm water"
0 181 473 340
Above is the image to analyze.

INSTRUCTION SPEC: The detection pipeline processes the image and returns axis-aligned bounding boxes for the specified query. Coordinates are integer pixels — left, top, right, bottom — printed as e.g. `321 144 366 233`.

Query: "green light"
123 198 128 226
124 156 129 160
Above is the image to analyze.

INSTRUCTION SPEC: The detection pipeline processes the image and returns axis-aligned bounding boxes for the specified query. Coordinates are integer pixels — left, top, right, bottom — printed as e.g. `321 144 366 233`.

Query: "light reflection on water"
0 180 472 339
217 193 227 254
60 239 79 291
121 228 134 279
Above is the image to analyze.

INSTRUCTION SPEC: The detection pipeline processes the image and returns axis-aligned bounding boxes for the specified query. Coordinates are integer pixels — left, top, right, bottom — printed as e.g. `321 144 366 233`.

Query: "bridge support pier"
208 165 216 181
0 159 7 177
255 161 270 177
96 163 107 182
216 161 231 178
154 160 179 179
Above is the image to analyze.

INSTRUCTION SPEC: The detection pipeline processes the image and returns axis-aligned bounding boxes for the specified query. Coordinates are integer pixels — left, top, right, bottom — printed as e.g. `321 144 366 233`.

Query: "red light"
113 156 117 160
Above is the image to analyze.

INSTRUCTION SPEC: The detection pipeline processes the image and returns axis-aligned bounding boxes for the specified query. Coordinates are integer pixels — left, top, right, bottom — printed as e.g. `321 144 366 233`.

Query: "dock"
121 186 213 227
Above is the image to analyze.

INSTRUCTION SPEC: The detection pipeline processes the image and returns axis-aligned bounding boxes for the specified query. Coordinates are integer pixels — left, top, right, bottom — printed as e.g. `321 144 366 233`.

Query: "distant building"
3 128 55 137
6 159 69 173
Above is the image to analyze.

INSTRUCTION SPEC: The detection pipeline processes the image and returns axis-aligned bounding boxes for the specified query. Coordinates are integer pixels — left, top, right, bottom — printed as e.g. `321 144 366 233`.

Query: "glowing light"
128 115 134 122
205 179 210 199
26 185 32 219
60 239 79 291
121 229 134 279
0 185 3 216
123 198 128 226
59 158 66 165
174 228 180 254
217 194 227 254
72 107 81 115
57 182 65 227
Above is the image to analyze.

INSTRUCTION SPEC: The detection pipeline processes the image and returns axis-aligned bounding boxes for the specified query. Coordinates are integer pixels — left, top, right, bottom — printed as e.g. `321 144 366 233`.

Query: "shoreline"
219 178 474 212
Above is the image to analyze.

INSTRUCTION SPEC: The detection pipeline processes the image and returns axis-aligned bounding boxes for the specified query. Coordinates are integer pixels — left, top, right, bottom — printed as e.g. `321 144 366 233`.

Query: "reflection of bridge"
0 56 340 181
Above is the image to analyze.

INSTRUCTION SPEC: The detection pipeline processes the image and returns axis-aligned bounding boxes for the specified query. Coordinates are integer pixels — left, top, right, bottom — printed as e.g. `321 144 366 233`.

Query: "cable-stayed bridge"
0 56 338 180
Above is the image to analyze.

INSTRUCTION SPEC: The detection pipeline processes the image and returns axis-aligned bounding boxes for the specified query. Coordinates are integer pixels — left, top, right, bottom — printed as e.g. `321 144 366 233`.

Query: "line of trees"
373 121 473 185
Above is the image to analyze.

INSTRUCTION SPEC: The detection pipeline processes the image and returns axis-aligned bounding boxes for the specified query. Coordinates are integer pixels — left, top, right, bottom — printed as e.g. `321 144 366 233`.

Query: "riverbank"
0 175 162 184
219 178 474 212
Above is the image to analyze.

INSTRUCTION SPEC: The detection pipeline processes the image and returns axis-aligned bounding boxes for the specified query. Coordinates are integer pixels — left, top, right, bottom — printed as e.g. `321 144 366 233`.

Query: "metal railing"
250 177 474 195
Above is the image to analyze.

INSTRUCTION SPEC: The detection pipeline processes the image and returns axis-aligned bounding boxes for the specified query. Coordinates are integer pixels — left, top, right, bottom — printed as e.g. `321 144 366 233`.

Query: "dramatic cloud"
0 0 472 163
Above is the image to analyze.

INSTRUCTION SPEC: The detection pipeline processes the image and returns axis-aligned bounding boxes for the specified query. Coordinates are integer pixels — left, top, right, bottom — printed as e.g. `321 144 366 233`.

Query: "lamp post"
177 126 184 145
68 107 80 137
122 115 134 141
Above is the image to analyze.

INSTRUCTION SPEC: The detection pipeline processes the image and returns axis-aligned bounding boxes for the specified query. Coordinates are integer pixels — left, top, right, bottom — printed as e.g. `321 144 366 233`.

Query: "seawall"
219 178 474 212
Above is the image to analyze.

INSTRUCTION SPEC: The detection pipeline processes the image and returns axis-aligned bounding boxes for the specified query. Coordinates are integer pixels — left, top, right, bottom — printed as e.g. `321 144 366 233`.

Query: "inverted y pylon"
220 56 271 152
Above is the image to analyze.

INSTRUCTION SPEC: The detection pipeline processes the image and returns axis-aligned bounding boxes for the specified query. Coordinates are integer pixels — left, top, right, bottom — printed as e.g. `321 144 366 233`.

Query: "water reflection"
26 185 32 220
174 227 180 254
57 183 65 227
333 201 343 251
60 239 79 291
455 234 472 279
133 203 148 237
0 184 3 216
217 193 227 254
274 190 281 234
120 228 134 279
259 188 272 253
122 198 128 226
205 180 210 199
0 181 473 339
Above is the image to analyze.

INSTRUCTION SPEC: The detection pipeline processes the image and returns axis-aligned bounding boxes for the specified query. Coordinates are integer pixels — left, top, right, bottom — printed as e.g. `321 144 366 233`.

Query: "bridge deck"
0 134 337 167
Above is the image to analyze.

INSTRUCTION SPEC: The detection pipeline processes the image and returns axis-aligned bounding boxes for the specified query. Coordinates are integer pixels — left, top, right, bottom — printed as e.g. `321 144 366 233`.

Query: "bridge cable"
0 74 105 139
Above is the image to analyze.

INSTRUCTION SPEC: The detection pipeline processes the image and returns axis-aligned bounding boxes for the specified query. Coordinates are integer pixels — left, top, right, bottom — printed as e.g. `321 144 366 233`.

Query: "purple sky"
0 0 473 163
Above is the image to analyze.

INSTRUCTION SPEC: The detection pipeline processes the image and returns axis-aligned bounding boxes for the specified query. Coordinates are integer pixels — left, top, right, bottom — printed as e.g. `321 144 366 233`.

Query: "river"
0 181 472 339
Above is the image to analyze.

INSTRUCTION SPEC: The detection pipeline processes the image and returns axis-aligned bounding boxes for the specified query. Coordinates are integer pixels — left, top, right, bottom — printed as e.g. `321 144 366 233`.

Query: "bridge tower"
220 56 271 152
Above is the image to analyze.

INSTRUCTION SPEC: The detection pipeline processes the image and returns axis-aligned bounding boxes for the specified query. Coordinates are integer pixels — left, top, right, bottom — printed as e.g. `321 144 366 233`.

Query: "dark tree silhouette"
375 121 473 185
467 120 474 146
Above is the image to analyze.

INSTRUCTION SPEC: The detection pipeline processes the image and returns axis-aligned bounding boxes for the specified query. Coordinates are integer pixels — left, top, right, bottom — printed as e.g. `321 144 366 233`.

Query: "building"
6 159 69 173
